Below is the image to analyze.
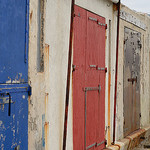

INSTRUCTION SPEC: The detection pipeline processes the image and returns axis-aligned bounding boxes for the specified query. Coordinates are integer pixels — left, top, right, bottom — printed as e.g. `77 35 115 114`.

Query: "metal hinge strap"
90 65 97 68
0 84 32 96
88 17 107 29
97 140 105 147
84 84 101 93
86 143 96 150
89 17 97 22
86 140 105 150
89 65 107 73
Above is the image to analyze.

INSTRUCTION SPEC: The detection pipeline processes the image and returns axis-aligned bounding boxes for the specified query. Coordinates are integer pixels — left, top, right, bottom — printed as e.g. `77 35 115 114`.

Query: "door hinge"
72 65 76 72
88 17 107 29
83 84 101 93
97 67 107 73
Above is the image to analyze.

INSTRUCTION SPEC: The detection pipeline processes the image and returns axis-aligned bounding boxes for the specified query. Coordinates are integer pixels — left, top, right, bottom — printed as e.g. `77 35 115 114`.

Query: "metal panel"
123 27 141 136
0 91 28 150
73 5 106 150
0 0 29 149
0 0 28 84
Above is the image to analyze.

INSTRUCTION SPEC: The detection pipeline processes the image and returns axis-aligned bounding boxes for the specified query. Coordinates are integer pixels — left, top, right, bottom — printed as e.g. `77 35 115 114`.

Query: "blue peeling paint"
0 0 30 149
0 0 29 84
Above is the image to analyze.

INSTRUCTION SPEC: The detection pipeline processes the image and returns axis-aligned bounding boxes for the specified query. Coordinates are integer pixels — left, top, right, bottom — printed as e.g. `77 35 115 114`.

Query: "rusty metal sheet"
123 27 141 136
73 5 106 150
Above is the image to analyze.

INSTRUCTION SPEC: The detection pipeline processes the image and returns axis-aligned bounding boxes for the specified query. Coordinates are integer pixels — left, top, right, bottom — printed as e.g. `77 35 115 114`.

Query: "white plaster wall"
29 0 118 149
28 0 46 149
116 4 150 141
44 0 72 150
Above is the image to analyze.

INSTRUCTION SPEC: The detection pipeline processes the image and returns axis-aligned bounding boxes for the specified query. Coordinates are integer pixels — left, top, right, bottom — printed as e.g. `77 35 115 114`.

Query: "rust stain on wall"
45 93 48 119
44 93 49 150
30 10 33 22
44 44 49 65
44 122 49 150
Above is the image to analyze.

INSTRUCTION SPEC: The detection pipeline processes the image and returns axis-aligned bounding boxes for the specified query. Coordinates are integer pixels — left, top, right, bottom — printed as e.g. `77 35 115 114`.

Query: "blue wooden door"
0 1 30 149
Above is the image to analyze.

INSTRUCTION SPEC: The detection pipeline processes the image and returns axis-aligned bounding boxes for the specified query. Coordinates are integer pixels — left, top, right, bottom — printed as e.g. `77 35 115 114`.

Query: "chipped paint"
120 10 146 30
22 95 26 99
6 73 24 84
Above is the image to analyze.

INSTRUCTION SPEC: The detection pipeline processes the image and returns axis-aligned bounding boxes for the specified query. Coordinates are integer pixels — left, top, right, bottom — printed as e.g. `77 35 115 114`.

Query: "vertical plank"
73 5 87 150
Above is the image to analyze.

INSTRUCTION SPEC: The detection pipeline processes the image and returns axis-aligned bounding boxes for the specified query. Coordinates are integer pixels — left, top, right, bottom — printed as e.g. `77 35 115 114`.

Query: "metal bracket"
84 84 101 93
0 84 32 96
88 17 97 22
86 140 106 150
89 65 97 68
97 67 107 73
89 65 107 73
88 17 107 29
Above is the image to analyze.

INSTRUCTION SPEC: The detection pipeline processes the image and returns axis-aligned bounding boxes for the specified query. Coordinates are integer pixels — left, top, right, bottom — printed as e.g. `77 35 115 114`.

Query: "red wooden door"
73 5 106 150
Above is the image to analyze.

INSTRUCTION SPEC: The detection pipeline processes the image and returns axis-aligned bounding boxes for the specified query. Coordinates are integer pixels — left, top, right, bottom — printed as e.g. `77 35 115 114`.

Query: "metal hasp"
123 27 141 137
0 0 30 149
73 5 106 150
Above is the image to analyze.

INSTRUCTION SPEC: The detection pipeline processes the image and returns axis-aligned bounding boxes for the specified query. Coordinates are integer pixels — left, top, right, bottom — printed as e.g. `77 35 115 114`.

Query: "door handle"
0 93 11 116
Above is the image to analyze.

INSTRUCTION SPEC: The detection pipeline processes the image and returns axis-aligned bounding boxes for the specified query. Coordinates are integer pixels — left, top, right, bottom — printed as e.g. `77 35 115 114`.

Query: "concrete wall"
116 4 150 141
28 0 118 149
